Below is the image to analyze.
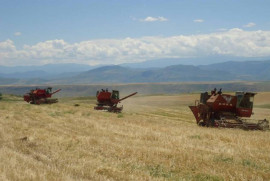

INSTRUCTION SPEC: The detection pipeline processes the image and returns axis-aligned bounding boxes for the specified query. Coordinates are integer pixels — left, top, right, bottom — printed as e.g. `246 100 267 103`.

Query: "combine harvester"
94 89 137 113
24 87 61 104
189 88 269 130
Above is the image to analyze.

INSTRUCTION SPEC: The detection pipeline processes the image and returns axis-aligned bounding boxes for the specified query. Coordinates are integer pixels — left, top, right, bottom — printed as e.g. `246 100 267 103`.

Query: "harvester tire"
198 122 206 127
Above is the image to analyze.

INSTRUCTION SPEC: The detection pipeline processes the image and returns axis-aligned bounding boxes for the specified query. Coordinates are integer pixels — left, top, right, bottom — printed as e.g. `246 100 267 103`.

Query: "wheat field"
0 92 270 181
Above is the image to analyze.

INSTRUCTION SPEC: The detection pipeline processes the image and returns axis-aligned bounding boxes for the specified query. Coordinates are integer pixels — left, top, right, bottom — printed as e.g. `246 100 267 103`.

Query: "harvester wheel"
198 121 206 127
30 98 36 104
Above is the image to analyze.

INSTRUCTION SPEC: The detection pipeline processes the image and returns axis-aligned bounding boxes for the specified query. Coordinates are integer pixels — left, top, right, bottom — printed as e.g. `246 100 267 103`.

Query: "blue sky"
1 0 270 66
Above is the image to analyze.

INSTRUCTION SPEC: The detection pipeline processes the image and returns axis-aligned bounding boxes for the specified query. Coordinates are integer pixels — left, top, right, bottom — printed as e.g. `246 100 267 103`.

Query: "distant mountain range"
120 56 270 68
0 60 270 85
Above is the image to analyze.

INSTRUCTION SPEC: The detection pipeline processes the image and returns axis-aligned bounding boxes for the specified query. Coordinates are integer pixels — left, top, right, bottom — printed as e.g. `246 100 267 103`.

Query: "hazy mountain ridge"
0 60 270 85
120 57 270 68
199 60 270 80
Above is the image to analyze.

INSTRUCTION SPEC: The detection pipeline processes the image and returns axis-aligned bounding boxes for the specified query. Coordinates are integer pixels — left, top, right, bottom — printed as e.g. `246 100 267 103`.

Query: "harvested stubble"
0 93 270 180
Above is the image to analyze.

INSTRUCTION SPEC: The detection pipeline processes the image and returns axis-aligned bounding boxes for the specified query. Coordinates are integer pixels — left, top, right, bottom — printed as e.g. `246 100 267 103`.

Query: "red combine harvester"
189 88 269 130
94 89 137 113
24 87 61 104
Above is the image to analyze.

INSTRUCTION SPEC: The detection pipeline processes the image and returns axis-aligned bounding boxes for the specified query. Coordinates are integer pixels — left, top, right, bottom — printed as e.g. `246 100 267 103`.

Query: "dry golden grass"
0 93 270 181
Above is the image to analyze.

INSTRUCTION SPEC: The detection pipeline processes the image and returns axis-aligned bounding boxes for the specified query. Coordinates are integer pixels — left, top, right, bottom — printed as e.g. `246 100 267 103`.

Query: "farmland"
0 92 270 180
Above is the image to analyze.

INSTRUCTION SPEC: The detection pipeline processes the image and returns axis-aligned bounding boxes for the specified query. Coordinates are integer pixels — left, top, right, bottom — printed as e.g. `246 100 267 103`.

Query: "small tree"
0 92 2 100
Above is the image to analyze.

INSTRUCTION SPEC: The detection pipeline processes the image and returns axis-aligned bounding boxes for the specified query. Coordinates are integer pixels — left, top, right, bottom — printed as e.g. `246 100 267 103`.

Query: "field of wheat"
0 92 270 180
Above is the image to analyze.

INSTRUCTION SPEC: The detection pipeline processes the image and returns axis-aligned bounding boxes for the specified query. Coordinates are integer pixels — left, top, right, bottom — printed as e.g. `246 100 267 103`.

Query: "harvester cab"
235 92 256 117
46 87 52 94
236 92 255 108
111 90 119 100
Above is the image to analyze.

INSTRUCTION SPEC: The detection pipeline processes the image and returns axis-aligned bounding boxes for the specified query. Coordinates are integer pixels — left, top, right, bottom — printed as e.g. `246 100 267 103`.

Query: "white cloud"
193 19 204 23
1 29 270 66
0 39 17 59
14 32 22 36
140 16 168 22
244 22 256 28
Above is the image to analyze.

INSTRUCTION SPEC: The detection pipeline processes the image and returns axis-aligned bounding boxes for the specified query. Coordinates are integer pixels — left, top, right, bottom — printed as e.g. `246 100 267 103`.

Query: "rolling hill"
0 60 270 85
200 60 270 80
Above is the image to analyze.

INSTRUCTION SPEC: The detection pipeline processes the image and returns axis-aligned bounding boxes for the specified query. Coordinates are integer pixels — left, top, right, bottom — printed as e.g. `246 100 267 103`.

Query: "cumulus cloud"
0 39 17 59
140 16 168 22
1 29 270 66
244 22 256 28
193 19 204 23
14 32 22 36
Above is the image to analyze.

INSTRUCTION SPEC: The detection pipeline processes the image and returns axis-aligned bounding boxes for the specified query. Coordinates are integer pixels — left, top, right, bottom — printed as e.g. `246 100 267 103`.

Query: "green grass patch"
48 111 62 117
242 159 258 169
1 94 23 102
63 110 76 114
188 135 201 140
146 165 178 179
151 111 179 118
145 165 224 181
128 164 180 180
255 104 270 109
214 155 234 163
192 173 224 181
148 165 172 178
60 96 96 101
82 112 91 117
117 113 124 118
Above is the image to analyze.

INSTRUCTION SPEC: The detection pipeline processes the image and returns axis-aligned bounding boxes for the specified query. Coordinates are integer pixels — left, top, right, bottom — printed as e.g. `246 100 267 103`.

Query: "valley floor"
0 93 270 180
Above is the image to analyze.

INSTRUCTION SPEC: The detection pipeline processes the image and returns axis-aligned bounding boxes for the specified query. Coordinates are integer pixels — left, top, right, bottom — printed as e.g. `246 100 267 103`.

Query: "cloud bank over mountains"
1 29 270 66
